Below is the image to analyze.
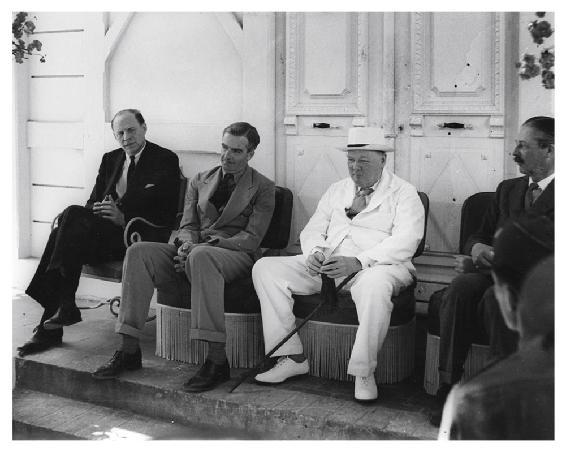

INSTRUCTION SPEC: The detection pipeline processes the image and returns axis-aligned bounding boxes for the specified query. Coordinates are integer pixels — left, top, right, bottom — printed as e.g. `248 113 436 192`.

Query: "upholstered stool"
423 333 490 395
292 281 416 383
155 276 265 368
156 279 417 384
156 192 429 382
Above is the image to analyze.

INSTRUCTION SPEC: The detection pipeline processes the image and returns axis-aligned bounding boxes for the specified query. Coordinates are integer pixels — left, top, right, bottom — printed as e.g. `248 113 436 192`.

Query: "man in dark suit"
430 116 555 426
18 109 180 357
92 122 275 393
439 219 554 439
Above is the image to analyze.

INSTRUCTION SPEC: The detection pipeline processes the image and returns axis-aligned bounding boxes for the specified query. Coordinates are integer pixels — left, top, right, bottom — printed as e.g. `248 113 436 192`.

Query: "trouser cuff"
115 322 144 340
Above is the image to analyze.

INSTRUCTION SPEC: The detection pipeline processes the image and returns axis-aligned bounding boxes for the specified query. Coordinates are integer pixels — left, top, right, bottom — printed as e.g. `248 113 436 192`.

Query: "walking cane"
228 272 357 393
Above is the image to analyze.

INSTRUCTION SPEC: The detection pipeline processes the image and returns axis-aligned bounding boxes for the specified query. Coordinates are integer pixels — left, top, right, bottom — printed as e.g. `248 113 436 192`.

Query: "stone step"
13 388 257 440
14 353 436 440
13 292 437 440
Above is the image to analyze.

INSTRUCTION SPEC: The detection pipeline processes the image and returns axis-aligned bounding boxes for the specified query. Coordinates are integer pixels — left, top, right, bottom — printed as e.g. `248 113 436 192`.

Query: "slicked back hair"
522 116 554 145
222 122 260 152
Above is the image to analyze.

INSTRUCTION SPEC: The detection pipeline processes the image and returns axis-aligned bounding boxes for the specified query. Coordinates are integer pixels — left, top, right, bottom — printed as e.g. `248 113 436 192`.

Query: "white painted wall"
108 12 243 124
14 11 555 261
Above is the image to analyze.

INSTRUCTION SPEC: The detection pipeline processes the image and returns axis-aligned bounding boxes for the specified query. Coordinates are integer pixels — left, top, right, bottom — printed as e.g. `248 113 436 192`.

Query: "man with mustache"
92 122 275 393
19 109 180 357
430 116 555 426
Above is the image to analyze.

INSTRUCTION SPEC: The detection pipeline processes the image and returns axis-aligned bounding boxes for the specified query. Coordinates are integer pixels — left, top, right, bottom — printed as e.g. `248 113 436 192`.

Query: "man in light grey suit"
92 122 275 392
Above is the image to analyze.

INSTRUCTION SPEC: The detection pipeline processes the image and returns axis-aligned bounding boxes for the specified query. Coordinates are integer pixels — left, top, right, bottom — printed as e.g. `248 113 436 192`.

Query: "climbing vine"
516 12 554 89
12 12 46 64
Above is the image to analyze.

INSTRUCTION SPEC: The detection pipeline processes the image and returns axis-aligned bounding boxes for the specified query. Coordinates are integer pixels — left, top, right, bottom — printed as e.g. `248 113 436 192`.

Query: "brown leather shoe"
183 359 230 392
17 326 63 357
43 306 82 329
92 349 142 380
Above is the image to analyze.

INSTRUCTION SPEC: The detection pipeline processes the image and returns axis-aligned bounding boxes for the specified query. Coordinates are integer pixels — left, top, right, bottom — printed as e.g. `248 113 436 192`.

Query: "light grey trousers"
115 242 254 343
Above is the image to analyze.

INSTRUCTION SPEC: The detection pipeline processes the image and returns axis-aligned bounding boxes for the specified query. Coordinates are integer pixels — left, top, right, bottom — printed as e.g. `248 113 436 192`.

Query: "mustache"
513 155 524 164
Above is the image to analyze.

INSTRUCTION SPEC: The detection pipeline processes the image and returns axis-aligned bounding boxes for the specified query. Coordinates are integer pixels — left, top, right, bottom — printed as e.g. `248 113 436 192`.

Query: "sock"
38 306 63 333
40 306 58 324
120 333 140 354
207 341 227 364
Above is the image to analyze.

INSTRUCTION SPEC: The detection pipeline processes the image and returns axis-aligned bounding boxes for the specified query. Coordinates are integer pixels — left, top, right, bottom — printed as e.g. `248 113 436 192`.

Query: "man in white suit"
252 127 425 402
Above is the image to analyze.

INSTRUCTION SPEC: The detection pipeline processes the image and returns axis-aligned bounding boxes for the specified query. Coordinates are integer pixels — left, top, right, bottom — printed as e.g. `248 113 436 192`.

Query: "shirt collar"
124 141 146 164
530 173 554 191
221 165 247 184
356 174 383 195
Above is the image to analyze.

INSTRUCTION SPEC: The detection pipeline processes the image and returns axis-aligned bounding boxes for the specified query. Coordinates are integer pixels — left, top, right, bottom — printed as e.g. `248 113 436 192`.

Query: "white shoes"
255 356 309 384
354 375 378 402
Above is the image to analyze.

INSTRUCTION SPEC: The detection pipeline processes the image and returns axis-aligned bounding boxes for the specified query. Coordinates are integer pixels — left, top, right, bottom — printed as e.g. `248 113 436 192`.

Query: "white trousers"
252 255 413 377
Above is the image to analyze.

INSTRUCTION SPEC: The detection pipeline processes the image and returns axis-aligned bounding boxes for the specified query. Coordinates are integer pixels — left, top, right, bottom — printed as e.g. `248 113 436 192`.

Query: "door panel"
398 12 506 253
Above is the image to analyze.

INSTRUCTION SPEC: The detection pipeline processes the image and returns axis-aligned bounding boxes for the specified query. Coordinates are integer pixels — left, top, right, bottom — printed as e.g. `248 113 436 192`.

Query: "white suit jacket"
300 168 425 273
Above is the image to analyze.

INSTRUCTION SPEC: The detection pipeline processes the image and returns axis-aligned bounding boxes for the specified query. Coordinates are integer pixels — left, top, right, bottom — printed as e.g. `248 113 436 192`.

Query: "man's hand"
173 254 188 273
320 255 362 279
454 255 477 274
92 198 125 227
470 243 494 269
306 251 325 276
174 241 211 272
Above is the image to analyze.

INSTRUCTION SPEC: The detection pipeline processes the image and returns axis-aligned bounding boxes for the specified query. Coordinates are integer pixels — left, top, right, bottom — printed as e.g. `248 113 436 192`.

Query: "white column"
83 13 106 191
13 61 31 258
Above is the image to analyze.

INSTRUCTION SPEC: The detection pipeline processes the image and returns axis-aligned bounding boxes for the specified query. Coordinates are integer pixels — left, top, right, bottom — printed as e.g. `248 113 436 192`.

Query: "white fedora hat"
338 127 394 152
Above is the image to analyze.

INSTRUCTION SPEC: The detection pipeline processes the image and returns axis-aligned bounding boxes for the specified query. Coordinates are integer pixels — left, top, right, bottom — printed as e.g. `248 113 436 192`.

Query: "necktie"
345 187 374 219
126 155 136 190
210 173 235 212
525 182 542 209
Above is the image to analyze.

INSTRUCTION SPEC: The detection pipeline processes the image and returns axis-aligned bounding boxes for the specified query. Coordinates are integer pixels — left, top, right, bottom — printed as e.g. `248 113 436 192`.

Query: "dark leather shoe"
429 383 453 427
92 349 142 380
16 327 63 357
43 306 82 329
183 359 230 392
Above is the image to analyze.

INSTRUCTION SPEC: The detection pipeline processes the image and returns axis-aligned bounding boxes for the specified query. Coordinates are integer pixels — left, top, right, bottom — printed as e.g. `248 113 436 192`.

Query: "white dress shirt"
116 143 146 199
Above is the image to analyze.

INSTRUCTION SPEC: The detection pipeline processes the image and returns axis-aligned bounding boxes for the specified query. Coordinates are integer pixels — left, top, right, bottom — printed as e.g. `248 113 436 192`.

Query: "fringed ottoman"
155 278 417 384
423 333 490 395
292 281 416 384
155 277 265 369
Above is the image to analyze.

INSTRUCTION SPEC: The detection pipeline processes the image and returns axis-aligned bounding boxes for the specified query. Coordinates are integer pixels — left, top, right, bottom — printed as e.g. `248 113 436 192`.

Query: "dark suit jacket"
86 141 180 228
446 341 554 439
172 165 275 260
464 176 554 254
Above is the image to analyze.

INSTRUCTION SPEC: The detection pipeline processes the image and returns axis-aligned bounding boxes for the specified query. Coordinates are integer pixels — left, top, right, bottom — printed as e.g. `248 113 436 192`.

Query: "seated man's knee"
252 257 271 279
351 273 394 304
60 204 88 222
187 245 215 264
443 273 491 305
125 241 154 263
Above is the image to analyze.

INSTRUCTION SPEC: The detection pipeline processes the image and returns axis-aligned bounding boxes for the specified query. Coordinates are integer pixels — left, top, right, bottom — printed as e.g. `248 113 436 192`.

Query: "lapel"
214 166 256 228
129 141 152 186
104 150 126 198
198 167 222 220
509 176 529 216
363 169 395 213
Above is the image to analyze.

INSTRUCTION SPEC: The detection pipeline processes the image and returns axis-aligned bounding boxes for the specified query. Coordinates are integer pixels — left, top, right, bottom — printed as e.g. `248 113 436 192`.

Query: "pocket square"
144 183 156 189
